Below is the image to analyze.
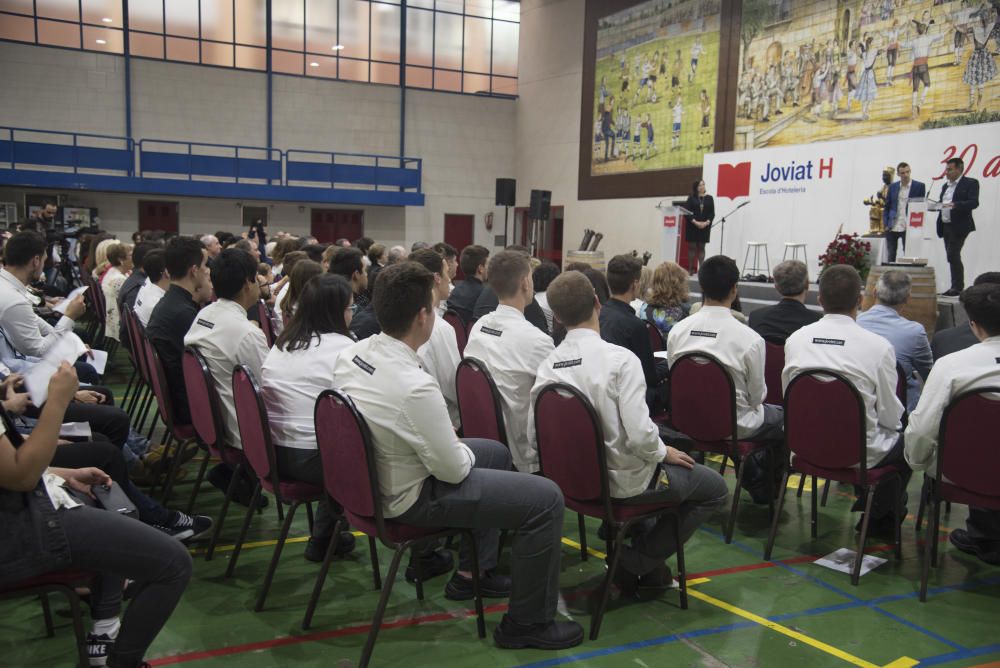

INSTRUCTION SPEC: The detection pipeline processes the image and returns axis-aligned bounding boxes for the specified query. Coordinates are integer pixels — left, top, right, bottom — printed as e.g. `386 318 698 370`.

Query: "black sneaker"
405 548 454 584
87 632 114 667
155 511 213 542
493 614 584 650
949 529 1000 565
444 570 511 600
304 532 356 562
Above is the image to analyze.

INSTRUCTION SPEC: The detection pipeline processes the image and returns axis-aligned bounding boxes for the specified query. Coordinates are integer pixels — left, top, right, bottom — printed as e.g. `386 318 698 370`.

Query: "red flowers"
819 232 872 280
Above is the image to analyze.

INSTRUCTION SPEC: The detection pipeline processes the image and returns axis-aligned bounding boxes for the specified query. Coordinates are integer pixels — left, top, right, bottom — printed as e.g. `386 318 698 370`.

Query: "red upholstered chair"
253 300 277 347
443 310 468 356
534 382 687 641
121 307 150 421
0 570 93 667
669 352 782 544
227 365 324 612
919 388 1000 601
182 347 248 558
764 341 784 407
304 390 485 665
646 321 666 354
455 357 508 446
764 370 905 585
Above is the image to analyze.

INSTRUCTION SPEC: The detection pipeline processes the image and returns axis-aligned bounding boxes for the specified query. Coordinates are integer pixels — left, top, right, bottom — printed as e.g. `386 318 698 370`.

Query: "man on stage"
883 162 925 263
936 157 979 297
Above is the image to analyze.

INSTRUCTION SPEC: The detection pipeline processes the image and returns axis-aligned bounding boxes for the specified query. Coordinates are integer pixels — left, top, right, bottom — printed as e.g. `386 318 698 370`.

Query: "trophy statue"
863 165 895 236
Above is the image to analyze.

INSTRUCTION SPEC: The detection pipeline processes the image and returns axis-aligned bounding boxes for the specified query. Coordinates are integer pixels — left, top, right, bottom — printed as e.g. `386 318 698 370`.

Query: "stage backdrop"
702 122 1000 292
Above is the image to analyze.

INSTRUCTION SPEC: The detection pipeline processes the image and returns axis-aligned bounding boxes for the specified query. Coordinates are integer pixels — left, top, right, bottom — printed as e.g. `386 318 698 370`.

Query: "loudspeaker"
495 178 516 207
529 189 551 221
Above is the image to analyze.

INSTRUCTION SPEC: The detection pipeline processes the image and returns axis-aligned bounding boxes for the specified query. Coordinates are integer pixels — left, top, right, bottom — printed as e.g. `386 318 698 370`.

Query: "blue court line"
914 643 1000 666
514 577 999 668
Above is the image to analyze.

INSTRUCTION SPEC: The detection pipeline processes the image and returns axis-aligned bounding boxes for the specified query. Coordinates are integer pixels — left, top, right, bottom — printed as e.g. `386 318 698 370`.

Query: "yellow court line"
560 537 608 560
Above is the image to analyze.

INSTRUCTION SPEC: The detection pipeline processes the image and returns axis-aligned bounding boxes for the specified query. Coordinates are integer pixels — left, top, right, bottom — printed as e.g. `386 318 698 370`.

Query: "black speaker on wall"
495 178 516 207
529 189 551 221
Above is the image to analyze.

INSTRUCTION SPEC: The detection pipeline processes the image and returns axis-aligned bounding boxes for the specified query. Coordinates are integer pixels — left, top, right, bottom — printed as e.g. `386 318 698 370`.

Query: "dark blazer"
930 323 979 361
599 298 658 387
935 176 979 238
883 179 926 229
350 303 381 341
472 285 549 335
446 277 484 324
748 298 822 345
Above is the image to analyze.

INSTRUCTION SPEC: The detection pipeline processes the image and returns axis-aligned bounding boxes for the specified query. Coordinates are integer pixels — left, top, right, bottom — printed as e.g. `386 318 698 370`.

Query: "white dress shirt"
465 305 555 472
333 333 475 518
417 313 462 428
183 299 269 449
0 268 75 358
784 315 904 467
261 332 353 450
529 328 666 498
894 181 911 232
667 305 767 437
941 179 957 224
133 279 166 327
905 336 1000 475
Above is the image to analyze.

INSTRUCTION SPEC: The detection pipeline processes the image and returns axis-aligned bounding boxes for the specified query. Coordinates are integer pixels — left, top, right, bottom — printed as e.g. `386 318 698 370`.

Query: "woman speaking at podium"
684 179 715 272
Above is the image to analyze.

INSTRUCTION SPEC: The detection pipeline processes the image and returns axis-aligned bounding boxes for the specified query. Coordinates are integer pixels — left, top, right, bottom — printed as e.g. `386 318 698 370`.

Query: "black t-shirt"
144 285 199 423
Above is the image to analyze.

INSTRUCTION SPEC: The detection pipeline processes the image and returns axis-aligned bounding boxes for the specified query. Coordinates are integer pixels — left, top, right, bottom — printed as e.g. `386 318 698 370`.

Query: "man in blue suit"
883 162 926 263
936 157 980 296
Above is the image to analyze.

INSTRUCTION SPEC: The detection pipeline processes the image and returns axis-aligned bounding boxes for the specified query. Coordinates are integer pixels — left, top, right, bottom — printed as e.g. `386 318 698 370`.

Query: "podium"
878 198 930 265
656 203 692 265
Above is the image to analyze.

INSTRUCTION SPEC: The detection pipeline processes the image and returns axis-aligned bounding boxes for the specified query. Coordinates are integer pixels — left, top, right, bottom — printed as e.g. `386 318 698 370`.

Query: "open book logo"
909 212 924 228
718 162 751 199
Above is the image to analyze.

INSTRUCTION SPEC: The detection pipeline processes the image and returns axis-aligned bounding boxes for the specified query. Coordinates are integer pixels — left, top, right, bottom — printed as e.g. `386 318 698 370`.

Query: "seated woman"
0 362 192 668
101 242 133 343
644 261 691 338
279 259 322 325
261 274 356 562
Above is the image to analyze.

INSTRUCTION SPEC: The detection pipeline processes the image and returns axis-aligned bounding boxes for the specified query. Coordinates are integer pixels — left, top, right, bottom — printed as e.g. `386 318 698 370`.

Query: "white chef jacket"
417 313 462 428
133 279 166 327
465 305 555 472
183 299 269 449
783 314 904 467
0 268 76 358
333 333 475 518
529 328 666 499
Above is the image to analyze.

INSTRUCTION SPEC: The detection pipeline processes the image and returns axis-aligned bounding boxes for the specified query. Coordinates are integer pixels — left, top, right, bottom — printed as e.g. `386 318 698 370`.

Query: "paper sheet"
51 285 88 315
23 333 88 406
654 351 669 360
814 548 887 577
88 349 108 376
59 422 92 439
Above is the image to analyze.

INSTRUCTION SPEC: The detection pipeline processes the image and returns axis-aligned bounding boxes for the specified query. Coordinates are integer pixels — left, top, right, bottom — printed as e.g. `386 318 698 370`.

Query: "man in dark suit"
883 162 926 263
931 272 1000 359
446 244 489 324
936 157 980 296
748 260 820 344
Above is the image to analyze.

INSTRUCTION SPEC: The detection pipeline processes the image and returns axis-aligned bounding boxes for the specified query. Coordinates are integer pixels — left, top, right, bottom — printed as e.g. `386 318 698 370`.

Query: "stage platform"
685 278 967 331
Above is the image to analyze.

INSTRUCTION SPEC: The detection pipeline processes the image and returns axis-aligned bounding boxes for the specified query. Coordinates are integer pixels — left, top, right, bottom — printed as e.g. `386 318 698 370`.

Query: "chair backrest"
455 357 508 445
646 321 666 353
255 300 276 347
443 310 468 355
314 389 384 531
182 347 225 453
534 382 611 514
937 387 1000 497
784 369 867 473
122 306 143 374
895 361 907 410
142 337 177 428
764 341 785 406
668 352 738 442
231 365 280 494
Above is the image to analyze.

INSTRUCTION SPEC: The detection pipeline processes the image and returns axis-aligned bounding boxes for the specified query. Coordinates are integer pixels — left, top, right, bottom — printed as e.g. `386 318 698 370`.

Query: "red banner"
910 211 924 228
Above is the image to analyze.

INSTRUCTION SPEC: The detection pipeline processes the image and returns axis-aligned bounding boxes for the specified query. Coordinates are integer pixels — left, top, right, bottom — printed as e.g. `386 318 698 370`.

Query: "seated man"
472 246 549 334
465 251 554 472
116 241 158 344
931 272 1000 360
530 271 727 592
784 265 909 533
748 260 820 344
858 270 933 412
906 283 1000 564
446 244 489 324
333 262 582 650
600 254 669 411
329 246 380 340
133 249 169 327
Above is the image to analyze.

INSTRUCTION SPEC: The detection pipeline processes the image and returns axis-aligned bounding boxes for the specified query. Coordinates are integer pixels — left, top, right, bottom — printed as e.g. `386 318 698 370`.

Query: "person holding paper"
882 162 926 263
935 157 980 296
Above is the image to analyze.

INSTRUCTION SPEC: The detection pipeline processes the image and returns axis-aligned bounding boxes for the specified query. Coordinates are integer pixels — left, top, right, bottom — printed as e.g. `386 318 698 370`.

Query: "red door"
138 201 179 234
444 214 474 280
310 209 364 244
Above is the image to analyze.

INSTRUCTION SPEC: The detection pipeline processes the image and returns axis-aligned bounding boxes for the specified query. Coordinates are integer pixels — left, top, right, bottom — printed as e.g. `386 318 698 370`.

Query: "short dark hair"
280 251 307 278
946 157 964 169
164 237 206 281
548 271 597 327
354 237 375 254
409 248 445 276
697 255 740 301
210 248 258 300
486 250 532 299
328 246 365 280
132 241 159 271
582 267 610 304
368 243 386 265
373 262 435 337
3 231 47 266
896 161 910 171
606 254 643 295
532 261 560 292
459 244 490 277
961 283 1000 337
142 249 167 283
974 272 1000 287
276 274 354 352
433 242 457 259
818 264 862 314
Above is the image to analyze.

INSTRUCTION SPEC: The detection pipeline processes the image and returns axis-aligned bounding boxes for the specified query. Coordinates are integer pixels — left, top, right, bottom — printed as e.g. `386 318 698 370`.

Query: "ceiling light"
95 39 107 44
101 17 113 23
309 61 320 67
331 44 344 51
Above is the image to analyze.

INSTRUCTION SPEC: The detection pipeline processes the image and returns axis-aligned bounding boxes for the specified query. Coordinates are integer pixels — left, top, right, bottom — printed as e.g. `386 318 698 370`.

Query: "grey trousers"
619 462 729 577
743 403 785 442
274 446 340 539
397 439 565 625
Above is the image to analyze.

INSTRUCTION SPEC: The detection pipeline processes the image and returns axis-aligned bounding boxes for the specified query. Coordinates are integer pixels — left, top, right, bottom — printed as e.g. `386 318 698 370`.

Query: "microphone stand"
711 200 751 259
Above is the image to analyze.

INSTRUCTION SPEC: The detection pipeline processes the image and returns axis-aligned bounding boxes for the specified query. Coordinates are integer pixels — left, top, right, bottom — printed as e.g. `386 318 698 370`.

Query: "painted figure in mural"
863 165 896 236
903 16 944 117
698 89 713 150
856 36 881 120
882 19 903 84
960 7 999 111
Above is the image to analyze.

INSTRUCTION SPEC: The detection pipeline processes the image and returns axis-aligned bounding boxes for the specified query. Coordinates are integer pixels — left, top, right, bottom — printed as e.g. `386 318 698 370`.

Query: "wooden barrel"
862 265 938 337
564 250 606 272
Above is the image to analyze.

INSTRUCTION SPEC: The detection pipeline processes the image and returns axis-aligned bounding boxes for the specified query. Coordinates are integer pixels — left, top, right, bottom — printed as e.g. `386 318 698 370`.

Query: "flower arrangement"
819 233 872 282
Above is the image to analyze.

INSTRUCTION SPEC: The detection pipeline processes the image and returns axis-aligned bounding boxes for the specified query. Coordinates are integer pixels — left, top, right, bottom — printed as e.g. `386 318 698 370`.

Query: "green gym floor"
2 355 998 667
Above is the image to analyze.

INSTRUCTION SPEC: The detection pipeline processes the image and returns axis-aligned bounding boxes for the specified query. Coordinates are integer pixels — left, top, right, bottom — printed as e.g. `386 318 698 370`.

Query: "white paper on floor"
814 548 886 577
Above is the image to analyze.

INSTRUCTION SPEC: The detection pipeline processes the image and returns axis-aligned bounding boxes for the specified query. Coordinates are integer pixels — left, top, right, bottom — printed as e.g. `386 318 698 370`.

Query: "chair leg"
764 470 790 560
359 547 407 668
275 496 285 523
920 493 939 602
305 502 315 535
821 479 831 507
718 455 727 476
40 593 54 637
915 476 929 532
225 482 262 578
303 518 345 630
66 589 88 668
207 461 242 562
725 457 748 544
465 530 487 639
810 473 819 539
893 476 904 561
673 514 688 610
591 523 627 640
255 501 301 612
853 486 876 586
930 492 942 568
578 513 588 562
796 473 806 498
368 536 382 590
161 438 193 504
147 433 173 496
185 447 212 515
